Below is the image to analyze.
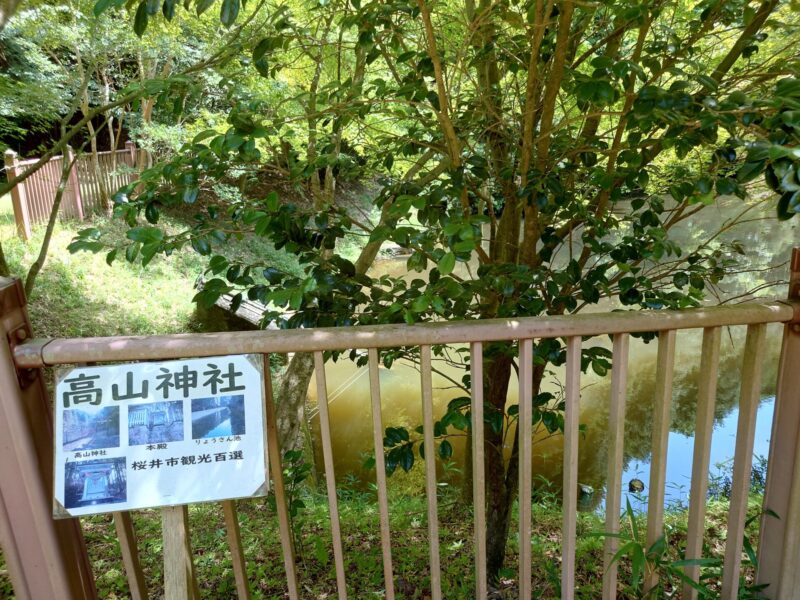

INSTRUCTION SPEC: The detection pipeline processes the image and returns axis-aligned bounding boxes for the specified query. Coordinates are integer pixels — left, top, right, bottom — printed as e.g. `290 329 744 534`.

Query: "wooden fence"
3 142 139 240
0 249 799 599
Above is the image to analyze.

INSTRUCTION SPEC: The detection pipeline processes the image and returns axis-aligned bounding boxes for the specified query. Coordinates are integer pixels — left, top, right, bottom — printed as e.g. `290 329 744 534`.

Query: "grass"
0 196 769 599
0 196 302 338
50 479 764 599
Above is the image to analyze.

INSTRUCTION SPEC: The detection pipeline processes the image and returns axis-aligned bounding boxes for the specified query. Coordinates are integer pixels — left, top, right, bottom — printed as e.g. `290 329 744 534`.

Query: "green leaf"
125 243 141 263
695 74 718 91
192 238 211 255
219 0 239 26
253 38 272 62
192 129 218 144
776 78 800 99
289 288 303 310
145 0 160 15
410 295 428 313
195 0 214 15
145 202 159 224
254 57 270 77
630 544 645 589
486 411 503 434
438 440 453 460
781 110 800 129
127 226 164 244
407 252 427 272
694 176 712 195
781 166 800 192
737 160 766 183
208 255 228 274
133 1 148 36
777 191 799 221
591 360 607 377
162 0 176 19
93 0 126 16
265 190 279 211
673 272 689 289
437 251 456 276
715 178 737 196
400 445 414 472
183 187 199 204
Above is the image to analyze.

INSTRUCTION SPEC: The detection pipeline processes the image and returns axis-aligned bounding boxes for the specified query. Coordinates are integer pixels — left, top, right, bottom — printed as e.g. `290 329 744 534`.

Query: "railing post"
758 247 800 598
0 276 97 599
4 150 32 240
65 145 85 221
125 140 137 168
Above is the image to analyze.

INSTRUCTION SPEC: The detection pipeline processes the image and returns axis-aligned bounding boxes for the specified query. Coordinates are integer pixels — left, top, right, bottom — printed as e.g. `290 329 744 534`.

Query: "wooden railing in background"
0 248 799 600
3 142 138 240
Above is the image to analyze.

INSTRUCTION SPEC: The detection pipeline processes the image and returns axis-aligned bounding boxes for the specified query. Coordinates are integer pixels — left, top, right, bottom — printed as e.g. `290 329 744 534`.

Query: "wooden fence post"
125 141 137 169
65 146 84 221
757 247 800 598
4 150 32 240
0 276 97 599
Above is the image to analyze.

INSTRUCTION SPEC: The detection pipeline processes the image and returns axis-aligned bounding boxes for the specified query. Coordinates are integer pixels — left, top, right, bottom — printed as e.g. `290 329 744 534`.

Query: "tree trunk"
0 242 10 277
86 120 110 211
0 0 20 31
483 349 514 580
275 352 316 453
483 345 547 583
24 154 75 295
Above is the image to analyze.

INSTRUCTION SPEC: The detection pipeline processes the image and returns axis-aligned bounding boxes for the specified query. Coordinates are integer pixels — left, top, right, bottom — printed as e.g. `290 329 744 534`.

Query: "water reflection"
308 196 797 505
309 325 782 504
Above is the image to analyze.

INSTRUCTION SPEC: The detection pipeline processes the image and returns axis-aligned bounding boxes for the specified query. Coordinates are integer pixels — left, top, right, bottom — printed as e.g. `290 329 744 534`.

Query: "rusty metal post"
0 277 96 599
65 146 84 221
758 247 800 598
4 150 32 240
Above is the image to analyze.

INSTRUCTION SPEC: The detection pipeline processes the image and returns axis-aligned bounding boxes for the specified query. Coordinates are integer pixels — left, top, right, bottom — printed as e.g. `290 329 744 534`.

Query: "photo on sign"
63 406 120 452
64 457 126 509
128 401 184 446
191 395 246 439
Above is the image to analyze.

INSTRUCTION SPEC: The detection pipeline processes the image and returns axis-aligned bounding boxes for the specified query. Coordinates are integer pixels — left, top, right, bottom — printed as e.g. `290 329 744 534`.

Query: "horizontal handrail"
13 299 798 368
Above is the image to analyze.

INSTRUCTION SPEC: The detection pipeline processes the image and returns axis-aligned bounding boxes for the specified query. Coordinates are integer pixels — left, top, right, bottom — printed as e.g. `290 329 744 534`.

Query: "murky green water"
307 196 798 505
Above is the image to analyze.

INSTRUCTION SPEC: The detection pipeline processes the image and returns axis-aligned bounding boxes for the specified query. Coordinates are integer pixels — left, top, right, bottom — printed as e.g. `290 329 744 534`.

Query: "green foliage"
602 499 771 599
266 449 312 558
0 8 75 152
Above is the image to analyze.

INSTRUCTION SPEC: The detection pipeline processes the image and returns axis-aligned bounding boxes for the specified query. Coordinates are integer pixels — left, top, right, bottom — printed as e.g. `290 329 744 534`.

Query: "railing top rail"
17 155 63 167
12 300 798 369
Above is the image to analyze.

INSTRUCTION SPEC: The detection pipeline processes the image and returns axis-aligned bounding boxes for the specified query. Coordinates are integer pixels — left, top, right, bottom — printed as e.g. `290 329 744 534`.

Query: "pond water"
622 397 774 511
193 409 233 438
306 195 798 508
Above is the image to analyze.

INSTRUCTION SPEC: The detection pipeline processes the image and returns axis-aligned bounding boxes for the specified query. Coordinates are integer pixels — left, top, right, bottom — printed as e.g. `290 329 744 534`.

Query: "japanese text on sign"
53 354 267 518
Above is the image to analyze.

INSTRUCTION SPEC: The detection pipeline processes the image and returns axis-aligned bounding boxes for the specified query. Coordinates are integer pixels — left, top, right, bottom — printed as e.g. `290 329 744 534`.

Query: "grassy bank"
0 197 303 338
70 483 765 599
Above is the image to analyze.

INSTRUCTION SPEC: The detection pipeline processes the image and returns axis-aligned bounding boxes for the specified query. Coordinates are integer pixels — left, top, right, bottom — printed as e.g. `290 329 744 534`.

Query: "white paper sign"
53 354 267 517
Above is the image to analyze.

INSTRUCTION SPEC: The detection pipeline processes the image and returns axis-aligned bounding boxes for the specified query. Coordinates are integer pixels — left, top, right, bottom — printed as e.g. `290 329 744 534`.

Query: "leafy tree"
0 0 257 278
75 0 800 583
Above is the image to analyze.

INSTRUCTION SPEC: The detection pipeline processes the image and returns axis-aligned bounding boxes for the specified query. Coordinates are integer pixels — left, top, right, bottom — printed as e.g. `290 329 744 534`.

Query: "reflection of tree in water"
622 328 780 462
191 395 245 438
566 326 783 509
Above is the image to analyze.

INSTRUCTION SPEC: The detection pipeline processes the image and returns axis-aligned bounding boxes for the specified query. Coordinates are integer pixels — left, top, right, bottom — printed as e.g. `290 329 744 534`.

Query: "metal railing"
1 248 799 600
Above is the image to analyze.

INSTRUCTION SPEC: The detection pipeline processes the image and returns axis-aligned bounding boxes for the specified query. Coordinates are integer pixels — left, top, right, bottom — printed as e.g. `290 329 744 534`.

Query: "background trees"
48 0 800 581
